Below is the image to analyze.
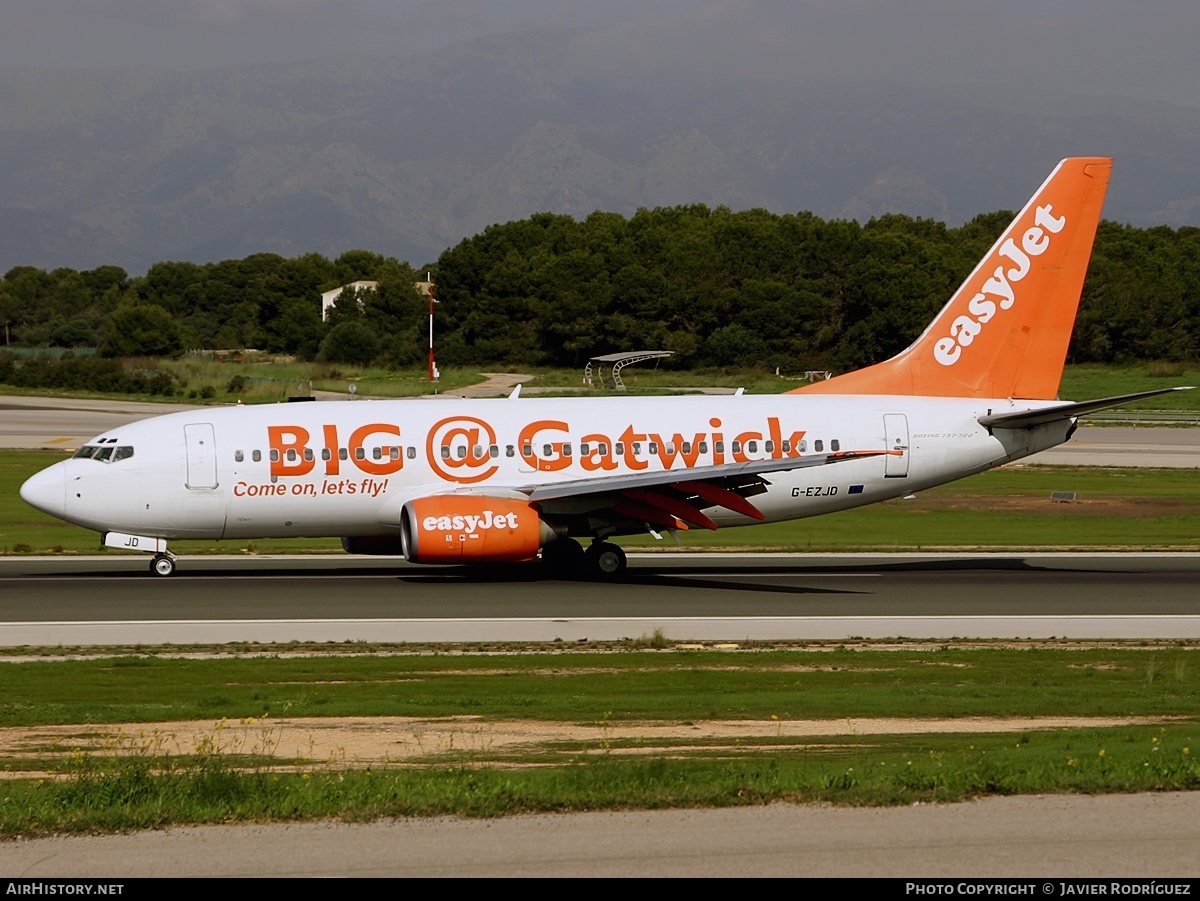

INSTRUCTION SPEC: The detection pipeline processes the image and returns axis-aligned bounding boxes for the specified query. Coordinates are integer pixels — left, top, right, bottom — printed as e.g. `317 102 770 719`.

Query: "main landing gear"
541 538 627 579
540 537 586 575
585 541 626 578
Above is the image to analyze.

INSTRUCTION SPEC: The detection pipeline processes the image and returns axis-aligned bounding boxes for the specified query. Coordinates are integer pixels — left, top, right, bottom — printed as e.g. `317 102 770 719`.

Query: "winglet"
792 157 1112 400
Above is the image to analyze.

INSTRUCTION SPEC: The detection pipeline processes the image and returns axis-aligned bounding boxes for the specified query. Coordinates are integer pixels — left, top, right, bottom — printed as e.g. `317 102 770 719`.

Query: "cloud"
562 1 1200 108
0 0 562 69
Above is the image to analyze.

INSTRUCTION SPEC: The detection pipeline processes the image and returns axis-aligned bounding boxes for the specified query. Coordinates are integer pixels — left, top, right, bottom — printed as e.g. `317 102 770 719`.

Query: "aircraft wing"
978 387 1193 430
504 449 896 531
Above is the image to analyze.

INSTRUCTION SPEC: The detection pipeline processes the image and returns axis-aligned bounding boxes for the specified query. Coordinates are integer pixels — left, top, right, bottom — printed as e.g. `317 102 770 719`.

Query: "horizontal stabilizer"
978 387 1193 430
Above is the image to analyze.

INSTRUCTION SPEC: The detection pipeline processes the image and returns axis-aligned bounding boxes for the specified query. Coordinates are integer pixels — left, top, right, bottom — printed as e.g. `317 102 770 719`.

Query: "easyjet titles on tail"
933 203 1066 367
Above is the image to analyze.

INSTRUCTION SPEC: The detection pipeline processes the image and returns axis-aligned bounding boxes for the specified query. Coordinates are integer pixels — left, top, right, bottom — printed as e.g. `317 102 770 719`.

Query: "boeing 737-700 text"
18 157 1188 577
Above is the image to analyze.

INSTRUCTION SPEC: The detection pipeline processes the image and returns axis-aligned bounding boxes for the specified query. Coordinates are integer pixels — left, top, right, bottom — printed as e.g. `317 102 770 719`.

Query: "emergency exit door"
184 423 219 490
883 414 909 478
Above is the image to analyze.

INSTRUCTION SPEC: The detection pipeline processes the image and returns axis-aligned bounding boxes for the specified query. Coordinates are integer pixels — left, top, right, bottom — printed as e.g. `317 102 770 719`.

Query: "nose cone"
20 464 66 519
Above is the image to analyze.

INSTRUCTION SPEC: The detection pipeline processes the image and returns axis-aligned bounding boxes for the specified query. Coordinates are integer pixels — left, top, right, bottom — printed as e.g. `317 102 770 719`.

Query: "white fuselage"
23 393 1073 543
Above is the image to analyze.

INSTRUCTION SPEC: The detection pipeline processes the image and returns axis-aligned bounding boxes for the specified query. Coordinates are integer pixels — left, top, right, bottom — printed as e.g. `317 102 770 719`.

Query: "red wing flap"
621 487 719 531
612 500 689 531
830 449 903 460
670 480 765 521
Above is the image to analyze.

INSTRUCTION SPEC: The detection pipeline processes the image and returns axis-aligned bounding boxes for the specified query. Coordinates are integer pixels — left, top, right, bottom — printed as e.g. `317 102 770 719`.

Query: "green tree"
100 304 184 358
317 321 380 366
702 323 768 367
0 283 18 346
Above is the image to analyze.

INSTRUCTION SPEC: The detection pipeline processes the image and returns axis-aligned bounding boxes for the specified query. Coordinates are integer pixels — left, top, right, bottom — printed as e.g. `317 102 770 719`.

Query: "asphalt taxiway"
3 552 1198 645
4 792 1199 877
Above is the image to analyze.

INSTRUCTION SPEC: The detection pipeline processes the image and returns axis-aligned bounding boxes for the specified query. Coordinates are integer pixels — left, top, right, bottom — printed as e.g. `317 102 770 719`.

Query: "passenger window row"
231 438 842 464
235 446 414 463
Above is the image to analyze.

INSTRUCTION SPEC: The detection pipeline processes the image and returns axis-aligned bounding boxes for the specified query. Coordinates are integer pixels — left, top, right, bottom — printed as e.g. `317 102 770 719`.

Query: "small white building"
321 281 379 321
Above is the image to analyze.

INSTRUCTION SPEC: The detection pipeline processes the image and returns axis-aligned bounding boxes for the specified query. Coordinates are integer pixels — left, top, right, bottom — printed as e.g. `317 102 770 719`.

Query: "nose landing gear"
102 531 178 577
150 553 177 577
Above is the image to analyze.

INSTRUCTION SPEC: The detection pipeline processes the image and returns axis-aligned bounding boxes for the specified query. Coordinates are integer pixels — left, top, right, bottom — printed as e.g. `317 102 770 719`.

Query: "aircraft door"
184 423 219 490
883 414 909 478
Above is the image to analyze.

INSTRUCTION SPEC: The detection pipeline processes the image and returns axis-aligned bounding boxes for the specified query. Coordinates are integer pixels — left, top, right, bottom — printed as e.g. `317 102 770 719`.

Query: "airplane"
18 156 1190 579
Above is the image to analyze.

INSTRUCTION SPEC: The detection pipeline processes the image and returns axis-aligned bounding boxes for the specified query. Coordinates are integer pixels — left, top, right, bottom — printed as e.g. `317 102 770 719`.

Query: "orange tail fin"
792 157 1112 399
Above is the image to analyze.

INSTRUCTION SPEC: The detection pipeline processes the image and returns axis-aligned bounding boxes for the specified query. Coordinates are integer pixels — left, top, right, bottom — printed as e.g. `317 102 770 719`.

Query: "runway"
1036 423 1200 467
3 553 1199 645
0 395 204 450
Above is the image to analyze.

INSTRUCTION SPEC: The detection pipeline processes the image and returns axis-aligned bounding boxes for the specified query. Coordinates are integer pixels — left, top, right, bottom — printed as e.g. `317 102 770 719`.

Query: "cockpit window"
73 445 133 463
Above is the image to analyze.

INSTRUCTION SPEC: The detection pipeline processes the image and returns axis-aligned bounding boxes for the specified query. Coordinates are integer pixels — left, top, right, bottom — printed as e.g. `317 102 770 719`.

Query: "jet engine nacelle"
400 496 549 564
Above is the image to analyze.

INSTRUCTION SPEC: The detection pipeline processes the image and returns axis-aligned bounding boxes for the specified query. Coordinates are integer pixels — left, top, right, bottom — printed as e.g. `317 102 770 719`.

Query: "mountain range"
3 27 1199 274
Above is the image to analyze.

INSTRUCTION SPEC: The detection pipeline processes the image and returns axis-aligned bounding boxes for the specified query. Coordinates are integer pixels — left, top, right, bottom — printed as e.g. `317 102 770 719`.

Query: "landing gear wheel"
541 538 585 576
150 554 176 577
585 541 627 579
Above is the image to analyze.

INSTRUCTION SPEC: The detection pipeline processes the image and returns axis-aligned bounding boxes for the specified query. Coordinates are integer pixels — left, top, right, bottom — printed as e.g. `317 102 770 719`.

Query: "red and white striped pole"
427 274 437 382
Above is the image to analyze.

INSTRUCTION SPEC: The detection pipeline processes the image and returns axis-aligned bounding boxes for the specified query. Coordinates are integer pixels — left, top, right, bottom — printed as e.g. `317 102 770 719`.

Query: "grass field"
0 645 1197 835
4 646 1198 726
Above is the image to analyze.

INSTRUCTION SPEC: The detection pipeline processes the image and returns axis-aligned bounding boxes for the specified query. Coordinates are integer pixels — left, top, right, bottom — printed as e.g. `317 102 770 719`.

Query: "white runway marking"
683 572 880 578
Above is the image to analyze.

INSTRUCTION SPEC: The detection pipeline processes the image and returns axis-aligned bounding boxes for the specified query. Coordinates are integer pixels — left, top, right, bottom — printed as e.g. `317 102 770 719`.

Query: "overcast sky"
3 1 1198 108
